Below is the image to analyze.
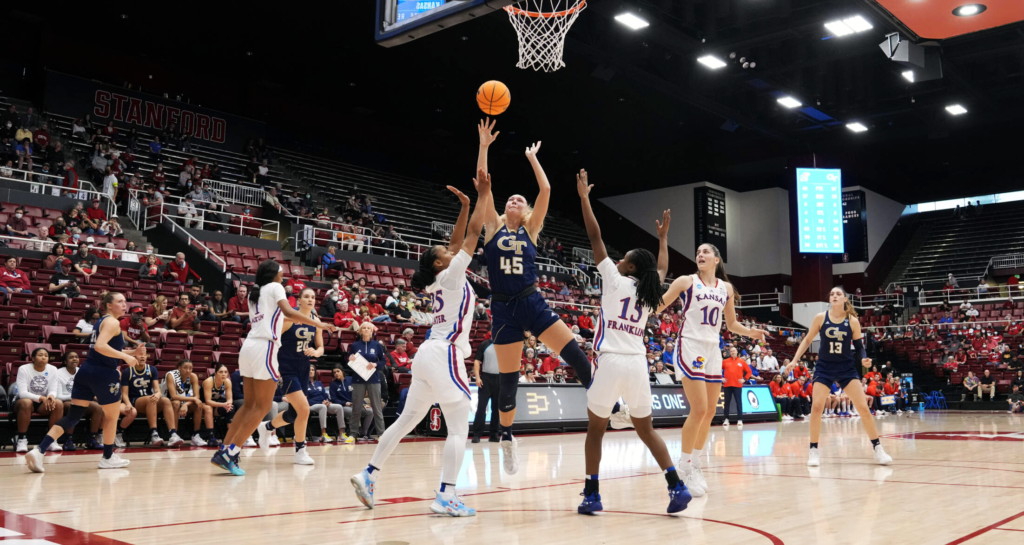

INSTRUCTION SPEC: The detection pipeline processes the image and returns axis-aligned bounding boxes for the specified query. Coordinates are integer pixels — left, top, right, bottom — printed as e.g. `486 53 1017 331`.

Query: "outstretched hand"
525 141 542 160
478 118 499 147
656 209 671 239
576 169 592 198
447 185 470 207
473 168 491 194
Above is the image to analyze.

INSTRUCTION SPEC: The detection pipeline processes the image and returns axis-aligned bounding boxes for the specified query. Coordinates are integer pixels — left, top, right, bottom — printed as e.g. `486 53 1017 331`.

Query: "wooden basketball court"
1 412 1023 544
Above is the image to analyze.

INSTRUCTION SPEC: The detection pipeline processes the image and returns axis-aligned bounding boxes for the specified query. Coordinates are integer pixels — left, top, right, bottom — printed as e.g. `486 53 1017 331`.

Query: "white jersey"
15 364 59 402
593 257 649 355
678 274 730 345
53 367 75 401
247 282 287 343
425 250 476 359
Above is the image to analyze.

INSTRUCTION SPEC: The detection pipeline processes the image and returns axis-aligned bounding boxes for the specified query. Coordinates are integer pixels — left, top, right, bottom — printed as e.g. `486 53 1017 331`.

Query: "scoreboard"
796 168 844 254
396 0 448 22
834 190 868 262
694 187 727 261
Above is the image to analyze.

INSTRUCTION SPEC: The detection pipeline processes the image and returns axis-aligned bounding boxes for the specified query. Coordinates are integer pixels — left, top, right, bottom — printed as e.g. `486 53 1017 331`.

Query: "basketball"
477 80 511 115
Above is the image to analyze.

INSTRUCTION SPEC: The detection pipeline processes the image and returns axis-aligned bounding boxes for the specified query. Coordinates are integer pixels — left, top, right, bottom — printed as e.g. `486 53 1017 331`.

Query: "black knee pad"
499 372 520 412
282 405 298 424
559 342 592 386
56 404 87 431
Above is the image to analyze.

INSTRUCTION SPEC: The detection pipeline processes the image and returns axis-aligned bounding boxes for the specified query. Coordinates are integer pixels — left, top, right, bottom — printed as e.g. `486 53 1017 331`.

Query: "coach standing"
721 346 752 429
471 338 501 443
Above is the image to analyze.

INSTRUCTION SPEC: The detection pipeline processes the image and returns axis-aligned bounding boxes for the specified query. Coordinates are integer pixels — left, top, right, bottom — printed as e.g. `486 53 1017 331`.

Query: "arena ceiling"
4 1 1024 206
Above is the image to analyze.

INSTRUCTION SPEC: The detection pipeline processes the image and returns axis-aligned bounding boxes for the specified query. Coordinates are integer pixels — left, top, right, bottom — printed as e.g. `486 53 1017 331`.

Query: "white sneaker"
47 442 63 452
150 432 164 446
167 433 184 447
896 410 904 416
722 420 730 429
16 438 28 453
294 446 315 465
243 437 257 448
114 432 126 448
678 467 705 497
98 453 130 469
609 406 633 429
269 434 281 447
693 466 709 491
906 409 914 414
736 420 743 429
808 448 821 467
873 445 892 466
500 436 520 475
782 415 793 421
255 423 272 453
25 448 44 473
191 434 208 447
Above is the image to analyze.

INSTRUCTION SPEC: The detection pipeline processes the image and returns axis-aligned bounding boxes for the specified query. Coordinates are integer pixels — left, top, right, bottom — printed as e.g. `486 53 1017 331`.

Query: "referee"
471 338 501 443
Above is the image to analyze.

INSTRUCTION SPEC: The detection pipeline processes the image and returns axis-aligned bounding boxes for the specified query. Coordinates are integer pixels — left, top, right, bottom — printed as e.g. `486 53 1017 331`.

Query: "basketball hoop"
505 0 587 72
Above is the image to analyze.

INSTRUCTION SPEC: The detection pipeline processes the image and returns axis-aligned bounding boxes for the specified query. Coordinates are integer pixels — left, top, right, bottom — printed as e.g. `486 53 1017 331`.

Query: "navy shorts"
812 364 861 390
491 291 562 345
71 363 122 405
278 360 310 395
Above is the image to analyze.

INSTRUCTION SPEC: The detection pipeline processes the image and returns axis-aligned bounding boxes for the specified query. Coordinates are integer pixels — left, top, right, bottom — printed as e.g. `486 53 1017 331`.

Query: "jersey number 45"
500 256 523 275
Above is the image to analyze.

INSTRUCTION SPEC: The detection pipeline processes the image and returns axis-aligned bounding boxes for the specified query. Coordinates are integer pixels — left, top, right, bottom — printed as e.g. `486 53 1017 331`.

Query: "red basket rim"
504 0 586 19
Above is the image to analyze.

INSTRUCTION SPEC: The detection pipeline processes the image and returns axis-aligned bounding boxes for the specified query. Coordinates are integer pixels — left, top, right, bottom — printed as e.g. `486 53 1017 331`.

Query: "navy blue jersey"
85 316 126 370
818 312 855 367
230 370 244 401
279 317 316 376
121 364 158 400
207 379 228 403
484 224 538 295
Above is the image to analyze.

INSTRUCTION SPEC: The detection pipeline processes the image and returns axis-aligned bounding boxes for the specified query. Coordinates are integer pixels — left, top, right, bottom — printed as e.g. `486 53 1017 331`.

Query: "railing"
573 247 595 265
161 217 227 272
1 171 123 229
295 224 441 261
431 221 454 238
203 178 266 207
0 232 177 262
885 275 983 294
992 253 1024 270
851 293 905 309
919 286 1014 305
160 211 279 239
861 318 1014 332
128 188 279 238
735 292 783 308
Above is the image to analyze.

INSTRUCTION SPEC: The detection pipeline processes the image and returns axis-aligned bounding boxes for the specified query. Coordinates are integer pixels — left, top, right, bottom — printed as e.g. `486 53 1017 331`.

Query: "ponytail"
703 243 739 303
626 249 664 312
411 245 442 291
843 299 859 319
251 260 280 305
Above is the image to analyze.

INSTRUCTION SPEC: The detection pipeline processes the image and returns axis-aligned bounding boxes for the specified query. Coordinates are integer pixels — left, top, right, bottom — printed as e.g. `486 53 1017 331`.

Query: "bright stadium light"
953 4 986 17
843 16 873 32
825 15 873 37
697 55 727 69
777 96 803 109
902 70 915 82
615 13 650 30
946 104 968 115
846 122 868 133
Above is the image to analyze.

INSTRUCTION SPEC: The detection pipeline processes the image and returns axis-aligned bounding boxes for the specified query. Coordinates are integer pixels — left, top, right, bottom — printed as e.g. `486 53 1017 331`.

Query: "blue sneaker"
578 491 603 514
350 470 375 508
667 482 692 513
207 437 222 448
87 436 103 450
430 491 476 517
210 449 245 476
62 438 76 452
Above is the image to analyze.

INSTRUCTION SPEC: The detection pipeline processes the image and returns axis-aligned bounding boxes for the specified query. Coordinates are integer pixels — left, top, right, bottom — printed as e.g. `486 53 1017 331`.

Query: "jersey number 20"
500 256 523 275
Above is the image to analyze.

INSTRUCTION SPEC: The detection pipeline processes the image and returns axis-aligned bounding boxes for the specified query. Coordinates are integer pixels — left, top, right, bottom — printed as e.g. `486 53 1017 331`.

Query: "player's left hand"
447 185 470 207
472 168 490 193
861 358 872 368
525 141 541 159
303 347 318 357
576 169 592 198
656 209 671 238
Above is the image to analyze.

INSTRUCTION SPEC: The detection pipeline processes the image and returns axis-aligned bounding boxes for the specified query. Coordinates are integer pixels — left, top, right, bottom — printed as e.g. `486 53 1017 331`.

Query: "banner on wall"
43 71 266 150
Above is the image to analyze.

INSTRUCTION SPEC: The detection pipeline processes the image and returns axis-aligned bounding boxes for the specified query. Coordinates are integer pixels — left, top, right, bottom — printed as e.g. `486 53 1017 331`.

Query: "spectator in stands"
539 352 563 375
47 258 80 298
391 339 412 373
400 328 419 357
962 371 979 401
0 159 11 178
228 285 250 324
364 294 390 323
321 246 346 275
409 299 431 327
5 206 30 238
85 198 107 226
72 308 100 338
537 274 555 292
169 293 201 335
207 290 230 322
265 187 283 212
164 252 201 285
15 138 33 176
521 365 537 383
333 299 360 331
340 224 365 253
188 285 217 323
1012 370 1024 389
347 322 387 439
0 257 31 294
139 254 161 281
979 369 998 401
473 303 489 322
319 291 340 321
71 242 97 280
28 227 51 252
101 166 118 200
149 136 162 161
42 243 66 271
145 295 171 334
13 348 63 453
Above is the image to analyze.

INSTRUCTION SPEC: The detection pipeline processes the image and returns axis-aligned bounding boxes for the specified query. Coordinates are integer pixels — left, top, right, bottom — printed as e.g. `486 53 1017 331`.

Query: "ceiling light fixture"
614 13 650 30
946 104 968 115
953 4 986 17
902 70 915 82
825 15 873 37
697 55 727 69
777 96 803 109
846 122 868 133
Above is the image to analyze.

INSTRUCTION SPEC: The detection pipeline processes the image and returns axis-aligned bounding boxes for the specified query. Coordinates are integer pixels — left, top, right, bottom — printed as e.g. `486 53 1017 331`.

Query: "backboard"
375 0 515 47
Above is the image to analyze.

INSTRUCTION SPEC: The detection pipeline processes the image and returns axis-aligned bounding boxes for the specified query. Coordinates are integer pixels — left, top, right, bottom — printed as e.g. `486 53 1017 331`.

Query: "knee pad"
282 405 298 424
56 404 88 431
499 372 520 412
559 342 592 386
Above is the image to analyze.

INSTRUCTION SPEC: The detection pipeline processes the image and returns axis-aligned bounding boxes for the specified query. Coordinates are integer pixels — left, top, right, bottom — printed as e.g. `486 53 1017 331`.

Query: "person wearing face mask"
365 294 390 323
5 207 30 237
333 299 360 331
319 289 340 320
71 242 98 280
409 299 432 327
384 289 402 313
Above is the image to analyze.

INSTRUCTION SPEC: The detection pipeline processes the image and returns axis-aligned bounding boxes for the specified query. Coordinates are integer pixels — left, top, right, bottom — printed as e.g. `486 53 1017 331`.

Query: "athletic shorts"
587 352 653 419
278 359 310 395
812 364 861 390
239 338 281 382
406 339 472 404
71 362 122 405
674 337 723 383
491 291 562 345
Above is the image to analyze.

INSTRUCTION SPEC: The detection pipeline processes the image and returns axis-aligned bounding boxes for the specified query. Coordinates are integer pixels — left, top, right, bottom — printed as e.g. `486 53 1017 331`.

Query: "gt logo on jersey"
294 327 315 352
497 236 527 255
824 327 848 341
692 356 706 370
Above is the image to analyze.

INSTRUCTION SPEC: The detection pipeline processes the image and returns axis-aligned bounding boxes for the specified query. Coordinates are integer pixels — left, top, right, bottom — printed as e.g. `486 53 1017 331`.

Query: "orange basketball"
477 80 511 116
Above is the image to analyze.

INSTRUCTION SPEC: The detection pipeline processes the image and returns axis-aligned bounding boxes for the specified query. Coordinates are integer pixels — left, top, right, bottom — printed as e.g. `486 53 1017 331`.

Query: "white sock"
692 448 703 469
678 455 692 471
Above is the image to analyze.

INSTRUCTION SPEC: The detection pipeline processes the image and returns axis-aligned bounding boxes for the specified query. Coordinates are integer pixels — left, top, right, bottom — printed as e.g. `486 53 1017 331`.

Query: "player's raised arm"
657 275 693 314
463 168 491 256
524 141 549 237
476 119 501 239
446 185 471 255
656 209 671 283
576 169 608 264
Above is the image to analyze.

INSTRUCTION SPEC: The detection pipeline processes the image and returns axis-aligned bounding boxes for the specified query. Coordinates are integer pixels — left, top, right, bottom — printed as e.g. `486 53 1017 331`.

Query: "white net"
505 0 587 72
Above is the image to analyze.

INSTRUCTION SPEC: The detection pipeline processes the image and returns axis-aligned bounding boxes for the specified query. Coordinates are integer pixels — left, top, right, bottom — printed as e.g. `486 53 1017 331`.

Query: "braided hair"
250 260 280 305
625 248 664 312
411 245 443 291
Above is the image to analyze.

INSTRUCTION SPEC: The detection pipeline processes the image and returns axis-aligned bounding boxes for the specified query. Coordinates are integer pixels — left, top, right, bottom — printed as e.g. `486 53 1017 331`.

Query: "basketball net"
505 0 586 72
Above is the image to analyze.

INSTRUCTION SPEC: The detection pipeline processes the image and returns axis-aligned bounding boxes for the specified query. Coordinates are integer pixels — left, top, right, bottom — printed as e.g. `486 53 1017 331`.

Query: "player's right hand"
123 354 138 367
478 118 499 147
473 168 491 193
447 185 470 207
576 169 592 198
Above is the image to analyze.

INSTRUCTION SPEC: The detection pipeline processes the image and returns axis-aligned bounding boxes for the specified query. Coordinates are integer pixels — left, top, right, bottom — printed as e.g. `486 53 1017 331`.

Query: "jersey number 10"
500 256 523 275
699 306 720 327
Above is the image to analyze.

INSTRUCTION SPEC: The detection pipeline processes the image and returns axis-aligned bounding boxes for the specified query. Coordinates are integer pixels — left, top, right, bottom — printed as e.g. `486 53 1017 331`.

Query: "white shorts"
587 352 653 419
407 340 471 404
239 338 281 382
674 337 723 383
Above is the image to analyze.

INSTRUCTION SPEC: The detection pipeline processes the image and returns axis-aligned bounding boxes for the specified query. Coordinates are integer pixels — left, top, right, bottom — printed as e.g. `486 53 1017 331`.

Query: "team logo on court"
429 407 442 431
692 356 706 370
747 391 759 409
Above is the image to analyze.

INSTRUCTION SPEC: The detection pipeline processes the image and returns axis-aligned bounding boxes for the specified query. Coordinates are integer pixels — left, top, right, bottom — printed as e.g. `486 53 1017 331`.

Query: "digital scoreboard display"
796 168 844 254
694 187 728 261
396 1 448 23
834 190 867 263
